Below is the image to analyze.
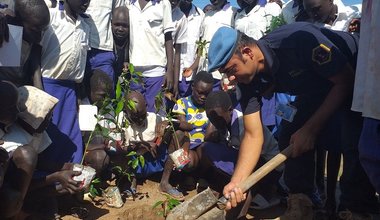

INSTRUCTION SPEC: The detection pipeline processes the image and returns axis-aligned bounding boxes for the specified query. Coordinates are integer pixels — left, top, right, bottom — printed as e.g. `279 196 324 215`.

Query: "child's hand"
182 68 193 78
155 121 169 138
55 170 82 194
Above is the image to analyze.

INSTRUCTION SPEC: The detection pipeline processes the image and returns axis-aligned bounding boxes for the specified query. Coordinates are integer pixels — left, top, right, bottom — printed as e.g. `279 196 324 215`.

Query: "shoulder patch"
312 44 331 65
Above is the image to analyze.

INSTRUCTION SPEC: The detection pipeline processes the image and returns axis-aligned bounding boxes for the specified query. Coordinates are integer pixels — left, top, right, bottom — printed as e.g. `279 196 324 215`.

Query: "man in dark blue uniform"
207 23 378 219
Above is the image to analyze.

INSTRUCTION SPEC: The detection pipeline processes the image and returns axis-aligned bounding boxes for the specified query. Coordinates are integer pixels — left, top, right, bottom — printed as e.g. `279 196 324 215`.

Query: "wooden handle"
238 145 292 192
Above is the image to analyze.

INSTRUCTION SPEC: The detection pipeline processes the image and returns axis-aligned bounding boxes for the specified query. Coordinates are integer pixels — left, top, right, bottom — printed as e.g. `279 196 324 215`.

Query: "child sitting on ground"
203 91 283 219
157 71 214 199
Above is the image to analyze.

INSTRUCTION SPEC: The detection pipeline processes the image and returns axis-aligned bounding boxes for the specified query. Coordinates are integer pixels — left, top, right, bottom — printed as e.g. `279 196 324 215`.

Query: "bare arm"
173 43 181 98
223 111 264 210
29 44 43 90
164 32 174 91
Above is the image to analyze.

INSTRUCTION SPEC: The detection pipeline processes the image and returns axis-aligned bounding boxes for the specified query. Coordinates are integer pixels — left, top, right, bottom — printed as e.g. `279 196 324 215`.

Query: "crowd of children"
0 0 378 219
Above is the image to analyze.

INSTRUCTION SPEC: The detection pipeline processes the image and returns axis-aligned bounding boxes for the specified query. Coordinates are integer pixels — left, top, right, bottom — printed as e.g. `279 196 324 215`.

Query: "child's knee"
12 146 37 170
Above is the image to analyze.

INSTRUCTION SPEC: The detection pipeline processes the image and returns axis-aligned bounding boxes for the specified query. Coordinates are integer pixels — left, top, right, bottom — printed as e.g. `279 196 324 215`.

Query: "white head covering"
17 86 59 130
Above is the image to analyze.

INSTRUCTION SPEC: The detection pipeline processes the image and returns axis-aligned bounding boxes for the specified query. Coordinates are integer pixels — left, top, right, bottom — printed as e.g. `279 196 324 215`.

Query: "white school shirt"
124 112 165 146
41 9 90 83
281 0 300 24
180 4 204 81
200 3 237 79
127 0 174 77
85 0 125 51
352 0 380 120
172 7 188 45
235 3 282 40
0 124 52 156
327 4 361 31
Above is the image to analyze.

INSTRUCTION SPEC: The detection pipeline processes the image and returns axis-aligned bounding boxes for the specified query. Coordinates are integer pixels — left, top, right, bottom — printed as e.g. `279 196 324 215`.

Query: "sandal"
159 187 185 201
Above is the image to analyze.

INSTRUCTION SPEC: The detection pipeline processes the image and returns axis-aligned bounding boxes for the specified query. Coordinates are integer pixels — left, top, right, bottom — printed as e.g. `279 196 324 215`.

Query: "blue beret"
208 27 238 72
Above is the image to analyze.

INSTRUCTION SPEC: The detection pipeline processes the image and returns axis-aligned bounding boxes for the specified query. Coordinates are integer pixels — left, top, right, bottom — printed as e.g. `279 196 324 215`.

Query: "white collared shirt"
172 7 188 45
85 0 125 51
0 124 52 156
327 4 361 31
41 8 90 83
235 3 282 40
124 112 165 145
180 4 204 81
127 0 174 73
200 3 237 79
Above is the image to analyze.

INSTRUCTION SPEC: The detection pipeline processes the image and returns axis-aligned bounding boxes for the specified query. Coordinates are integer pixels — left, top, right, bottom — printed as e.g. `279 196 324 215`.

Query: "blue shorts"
135 144 168 178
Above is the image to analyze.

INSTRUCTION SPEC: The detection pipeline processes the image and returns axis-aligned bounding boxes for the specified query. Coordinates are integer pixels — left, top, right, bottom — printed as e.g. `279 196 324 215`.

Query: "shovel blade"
166 188 218 220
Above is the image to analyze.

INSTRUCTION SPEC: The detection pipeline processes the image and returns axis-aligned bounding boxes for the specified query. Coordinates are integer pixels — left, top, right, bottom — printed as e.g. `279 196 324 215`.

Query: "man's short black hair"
90 69 113 94
234 32 258 59
193 70 214 86
205 91 232 112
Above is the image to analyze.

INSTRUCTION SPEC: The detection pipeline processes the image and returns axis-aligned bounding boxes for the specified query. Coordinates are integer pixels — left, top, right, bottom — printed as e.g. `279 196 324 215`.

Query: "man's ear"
242 47 253 58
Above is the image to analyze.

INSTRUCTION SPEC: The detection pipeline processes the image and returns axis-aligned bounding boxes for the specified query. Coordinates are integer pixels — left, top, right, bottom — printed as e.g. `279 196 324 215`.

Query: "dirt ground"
59 178 285 220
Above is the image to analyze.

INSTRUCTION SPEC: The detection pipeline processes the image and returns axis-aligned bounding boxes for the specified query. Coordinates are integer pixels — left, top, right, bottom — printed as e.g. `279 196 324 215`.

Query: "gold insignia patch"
312 44 331 65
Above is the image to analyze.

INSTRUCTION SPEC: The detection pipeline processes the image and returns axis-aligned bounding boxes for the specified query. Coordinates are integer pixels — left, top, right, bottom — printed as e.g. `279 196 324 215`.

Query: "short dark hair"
15 0 49 23
234 32 258 59
205 91 232 112
90 69 113 94
193 70 214 85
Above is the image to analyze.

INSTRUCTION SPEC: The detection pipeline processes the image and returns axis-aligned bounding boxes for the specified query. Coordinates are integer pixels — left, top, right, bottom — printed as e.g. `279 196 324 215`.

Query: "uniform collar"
188 4 201 18
130 0 160 5
222 2 231 11
257 39 279 76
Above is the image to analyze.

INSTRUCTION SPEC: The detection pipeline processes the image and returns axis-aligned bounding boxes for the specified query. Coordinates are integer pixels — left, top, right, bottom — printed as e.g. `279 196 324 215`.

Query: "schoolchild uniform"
124 112 167 177
85 0 125 85
171 5 188 96
178 4 204 97
126 0 174 113
199 2 237 89
235 2 281 40
40 7 90 164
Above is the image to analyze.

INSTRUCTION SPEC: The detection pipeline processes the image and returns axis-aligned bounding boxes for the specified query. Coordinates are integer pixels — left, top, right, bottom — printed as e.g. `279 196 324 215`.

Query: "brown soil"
61 179 200 220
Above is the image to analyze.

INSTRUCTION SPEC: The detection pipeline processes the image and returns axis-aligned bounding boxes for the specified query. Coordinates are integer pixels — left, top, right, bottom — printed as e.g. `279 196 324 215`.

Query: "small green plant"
152 195 181 217
89 178 102 197
266 14 287 34
196 39 210 58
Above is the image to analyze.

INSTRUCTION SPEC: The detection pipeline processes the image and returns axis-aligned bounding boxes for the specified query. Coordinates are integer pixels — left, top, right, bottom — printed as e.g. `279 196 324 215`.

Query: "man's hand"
223 181 246 210
0 11 9 47
290 127 316 157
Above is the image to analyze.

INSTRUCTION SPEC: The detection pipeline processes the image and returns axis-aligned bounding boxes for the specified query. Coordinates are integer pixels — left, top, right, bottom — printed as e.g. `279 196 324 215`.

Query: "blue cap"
208 27 238 72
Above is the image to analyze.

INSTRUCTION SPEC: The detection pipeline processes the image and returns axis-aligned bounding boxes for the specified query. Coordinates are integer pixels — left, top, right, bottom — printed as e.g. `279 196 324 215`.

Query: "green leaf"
132 158 139 169
138 155 145 168
127 151 137 157
115 80 122 100
91 178 101 184
126 99 136 111
115 99 124 116
112 166 123 175
152 200 164 209
128 63 135 74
